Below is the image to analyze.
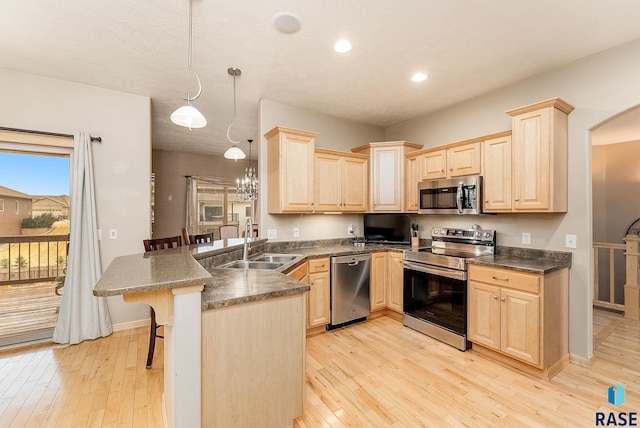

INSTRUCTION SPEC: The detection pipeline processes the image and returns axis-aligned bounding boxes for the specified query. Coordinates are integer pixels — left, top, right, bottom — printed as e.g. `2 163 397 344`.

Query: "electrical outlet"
522 232 531 245
566 234 577 248
293 227 300 238
267 229 277 239
348 224 354 235
109 229 118 240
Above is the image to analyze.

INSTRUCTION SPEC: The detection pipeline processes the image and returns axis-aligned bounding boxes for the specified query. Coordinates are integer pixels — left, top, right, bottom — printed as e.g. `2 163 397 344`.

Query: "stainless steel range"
402 225 495 350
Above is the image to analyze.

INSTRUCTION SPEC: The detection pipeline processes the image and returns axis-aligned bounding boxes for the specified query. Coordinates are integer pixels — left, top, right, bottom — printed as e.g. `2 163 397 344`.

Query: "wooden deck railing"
593 241 626 312
0 234 69 286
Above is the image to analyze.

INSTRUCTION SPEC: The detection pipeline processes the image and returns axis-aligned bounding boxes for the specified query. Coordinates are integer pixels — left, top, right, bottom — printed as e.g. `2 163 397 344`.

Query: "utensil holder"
411 236 419 249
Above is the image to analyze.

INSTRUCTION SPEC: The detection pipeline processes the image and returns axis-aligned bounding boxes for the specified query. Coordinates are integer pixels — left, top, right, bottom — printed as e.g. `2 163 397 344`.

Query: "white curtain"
53 132 112 344
185 176 197 235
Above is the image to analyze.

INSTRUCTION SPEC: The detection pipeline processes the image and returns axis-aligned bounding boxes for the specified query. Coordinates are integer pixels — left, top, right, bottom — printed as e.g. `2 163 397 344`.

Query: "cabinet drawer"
469 265 540 294
287 262 308 282
308 257 330 273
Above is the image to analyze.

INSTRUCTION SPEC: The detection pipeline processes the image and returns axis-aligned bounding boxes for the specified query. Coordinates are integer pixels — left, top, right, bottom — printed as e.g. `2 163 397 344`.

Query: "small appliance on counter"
363 213 411 244
402 225 495 350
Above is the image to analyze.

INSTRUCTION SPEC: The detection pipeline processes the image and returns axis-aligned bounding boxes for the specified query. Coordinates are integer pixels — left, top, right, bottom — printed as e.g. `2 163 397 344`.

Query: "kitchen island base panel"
123 284 204 428
202 293 305 427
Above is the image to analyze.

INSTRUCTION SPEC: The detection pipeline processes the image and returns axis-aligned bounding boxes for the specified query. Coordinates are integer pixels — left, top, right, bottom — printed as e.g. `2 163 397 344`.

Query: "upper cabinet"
314 149 368 213
482 133 513 212
353 141 423 212
265 126 318 214
420 142 482 180
507 98 574 212
404 152 421 212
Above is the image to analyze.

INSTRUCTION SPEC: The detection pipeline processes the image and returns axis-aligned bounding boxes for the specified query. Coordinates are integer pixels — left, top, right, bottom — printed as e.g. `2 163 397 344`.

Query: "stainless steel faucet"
243 217 252 261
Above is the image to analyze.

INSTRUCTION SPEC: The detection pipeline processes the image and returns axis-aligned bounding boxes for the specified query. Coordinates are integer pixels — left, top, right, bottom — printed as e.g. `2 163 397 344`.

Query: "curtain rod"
0 126 102 143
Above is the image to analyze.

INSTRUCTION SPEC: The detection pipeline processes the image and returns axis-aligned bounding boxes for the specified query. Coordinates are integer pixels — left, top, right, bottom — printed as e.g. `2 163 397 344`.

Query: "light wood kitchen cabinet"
482 134 512 212
467 264 569 379
370 252 388 311
420 142 481 181
265 126 318 214
307 257 330 329
420 149 447 180
404 152 421 212
314 148 368 213
387 252 404 314
352 141 422 212
507 98 574 212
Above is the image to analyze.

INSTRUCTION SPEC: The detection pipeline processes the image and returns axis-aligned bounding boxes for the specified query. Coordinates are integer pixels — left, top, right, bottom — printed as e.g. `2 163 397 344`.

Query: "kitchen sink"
251 254 301 263
221 260 284 270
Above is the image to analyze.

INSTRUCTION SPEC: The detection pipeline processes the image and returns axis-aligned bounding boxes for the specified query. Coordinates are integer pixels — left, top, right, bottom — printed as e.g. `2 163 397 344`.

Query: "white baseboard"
570 353 592 367
112 318 150 332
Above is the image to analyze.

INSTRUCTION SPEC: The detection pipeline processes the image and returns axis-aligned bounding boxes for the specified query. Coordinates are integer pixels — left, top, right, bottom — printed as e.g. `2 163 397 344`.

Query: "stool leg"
146 307 156 369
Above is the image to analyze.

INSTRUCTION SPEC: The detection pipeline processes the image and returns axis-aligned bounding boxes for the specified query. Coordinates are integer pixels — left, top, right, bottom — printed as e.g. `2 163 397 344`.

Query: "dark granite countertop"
467 246 572 274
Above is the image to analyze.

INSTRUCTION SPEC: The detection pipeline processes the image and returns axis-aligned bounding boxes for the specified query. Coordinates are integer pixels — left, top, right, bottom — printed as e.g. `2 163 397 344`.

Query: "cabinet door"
370 252 388 311
482 135 512 212
342 156 368 212
448 142 481 177
404 154 420 212
420 149 447 180
371 146 403 211
387 252 404 313
307 271 330 328
314 152 342 212
512 108 551 211
467 281 501 350
500 288 540 365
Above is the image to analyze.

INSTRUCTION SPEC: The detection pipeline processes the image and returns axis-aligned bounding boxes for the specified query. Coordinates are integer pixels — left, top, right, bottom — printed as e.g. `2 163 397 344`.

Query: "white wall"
0 69 152 326
385 37 640 360
258 100 385 241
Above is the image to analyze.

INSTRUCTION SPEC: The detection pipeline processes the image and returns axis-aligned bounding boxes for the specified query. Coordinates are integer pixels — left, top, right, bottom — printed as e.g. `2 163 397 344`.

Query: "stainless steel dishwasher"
329 253 371 329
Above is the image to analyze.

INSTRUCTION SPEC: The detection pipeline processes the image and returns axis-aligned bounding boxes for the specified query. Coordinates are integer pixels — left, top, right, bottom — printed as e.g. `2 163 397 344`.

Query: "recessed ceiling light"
411 73 428 82
273 12 302 34
334 39 352 53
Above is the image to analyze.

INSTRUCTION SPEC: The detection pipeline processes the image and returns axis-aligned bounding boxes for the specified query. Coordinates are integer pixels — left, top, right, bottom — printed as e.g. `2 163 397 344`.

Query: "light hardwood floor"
0 310 636 427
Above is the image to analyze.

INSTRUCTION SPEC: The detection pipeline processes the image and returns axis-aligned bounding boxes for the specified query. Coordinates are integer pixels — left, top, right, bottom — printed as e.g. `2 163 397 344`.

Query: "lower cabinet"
370 252 388 311
307 257 331 329
467 264 569 378
387 252 404 313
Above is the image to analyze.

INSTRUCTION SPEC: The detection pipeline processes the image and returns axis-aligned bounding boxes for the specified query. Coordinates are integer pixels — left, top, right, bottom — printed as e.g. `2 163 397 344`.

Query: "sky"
0 152 69 195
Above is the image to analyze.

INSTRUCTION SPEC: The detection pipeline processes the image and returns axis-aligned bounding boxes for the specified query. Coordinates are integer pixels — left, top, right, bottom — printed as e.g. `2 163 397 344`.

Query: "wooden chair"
219 224 239 239
189 232 214 244
181 227 191 245
142 235 182 369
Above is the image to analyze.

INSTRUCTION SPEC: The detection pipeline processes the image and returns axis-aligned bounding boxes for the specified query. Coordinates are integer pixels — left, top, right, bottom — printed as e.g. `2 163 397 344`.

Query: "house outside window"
0 199 3 212
15 200 18 215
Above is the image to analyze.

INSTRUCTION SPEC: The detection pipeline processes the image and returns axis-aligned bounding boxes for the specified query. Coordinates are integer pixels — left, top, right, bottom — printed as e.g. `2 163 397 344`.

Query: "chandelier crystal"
236 139 258 202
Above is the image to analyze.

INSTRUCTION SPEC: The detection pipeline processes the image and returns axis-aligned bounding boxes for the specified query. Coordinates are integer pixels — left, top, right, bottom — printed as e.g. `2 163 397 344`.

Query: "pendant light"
170 0 207 130
223 67 246 160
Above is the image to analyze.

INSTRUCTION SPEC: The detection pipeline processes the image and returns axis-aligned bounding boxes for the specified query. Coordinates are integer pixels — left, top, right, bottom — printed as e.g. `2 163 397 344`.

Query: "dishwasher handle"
331 253 371 265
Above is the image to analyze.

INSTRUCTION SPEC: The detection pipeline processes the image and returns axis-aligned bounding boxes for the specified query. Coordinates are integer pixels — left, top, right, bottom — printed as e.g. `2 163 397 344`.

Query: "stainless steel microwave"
418 176 483 215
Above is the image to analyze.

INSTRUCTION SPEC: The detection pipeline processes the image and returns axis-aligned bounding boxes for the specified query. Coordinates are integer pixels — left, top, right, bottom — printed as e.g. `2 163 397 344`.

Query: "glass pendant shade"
224 146 246 160
170 104 207 130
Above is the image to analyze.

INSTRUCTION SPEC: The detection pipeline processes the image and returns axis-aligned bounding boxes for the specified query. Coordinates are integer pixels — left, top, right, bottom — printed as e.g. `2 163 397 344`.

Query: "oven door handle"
402 261 467 281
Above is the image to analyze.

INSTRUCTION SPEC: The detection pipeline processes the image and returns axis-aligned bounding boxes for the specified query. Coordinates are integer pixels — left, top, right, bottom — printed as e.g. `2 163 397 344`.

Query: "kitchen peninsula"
93 238 309 428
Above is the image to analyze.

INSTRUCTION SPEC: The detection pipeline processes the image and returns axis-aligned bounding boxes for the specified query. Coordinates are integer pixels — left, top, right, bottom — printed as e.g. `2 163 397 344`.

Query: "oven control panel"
431 227 495 243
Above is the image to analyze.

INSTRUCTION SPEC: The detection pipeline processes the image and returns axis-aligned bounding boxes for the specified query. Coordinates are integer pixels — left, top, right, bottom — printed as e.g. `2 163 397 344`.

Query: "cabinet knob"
484 200 488 203
514 198 519 201
450 168 453 171
440 169 444 173
493 295 498 300
500 297 506 302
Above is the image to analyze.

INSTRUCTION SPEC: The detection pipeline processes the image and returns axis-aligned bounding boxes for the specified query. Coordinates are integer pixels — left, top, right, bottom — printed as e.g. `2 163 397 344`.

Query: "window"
15 200 19 215
0 199 3 212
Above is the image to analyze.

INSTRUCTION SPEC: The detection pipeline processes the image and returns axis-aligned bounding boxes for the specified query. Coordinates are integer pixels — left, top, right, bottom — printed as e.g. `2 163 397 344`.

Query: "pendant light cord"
188 0 193 70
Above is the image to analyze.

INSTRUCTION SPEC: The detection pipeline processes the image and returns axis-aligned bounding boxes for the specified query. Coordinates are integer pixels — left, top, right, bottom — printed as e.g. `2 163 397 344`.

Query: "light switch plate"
109 229 118 239
566 234 577 248
522 232 531 245
267 229 277 239
293 227 300 238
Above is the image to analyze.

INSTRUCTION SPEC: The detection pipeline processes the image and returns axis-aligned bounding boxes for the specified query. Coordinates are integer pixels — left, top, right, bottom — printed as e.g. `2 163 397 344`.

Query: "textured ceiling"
2 0 640 156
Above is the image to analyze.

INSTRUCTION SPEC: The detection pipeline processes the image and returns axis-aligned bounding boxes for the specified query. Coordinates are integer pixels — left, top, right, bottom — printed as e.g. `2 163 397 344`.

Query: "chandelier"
236 139 258 202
